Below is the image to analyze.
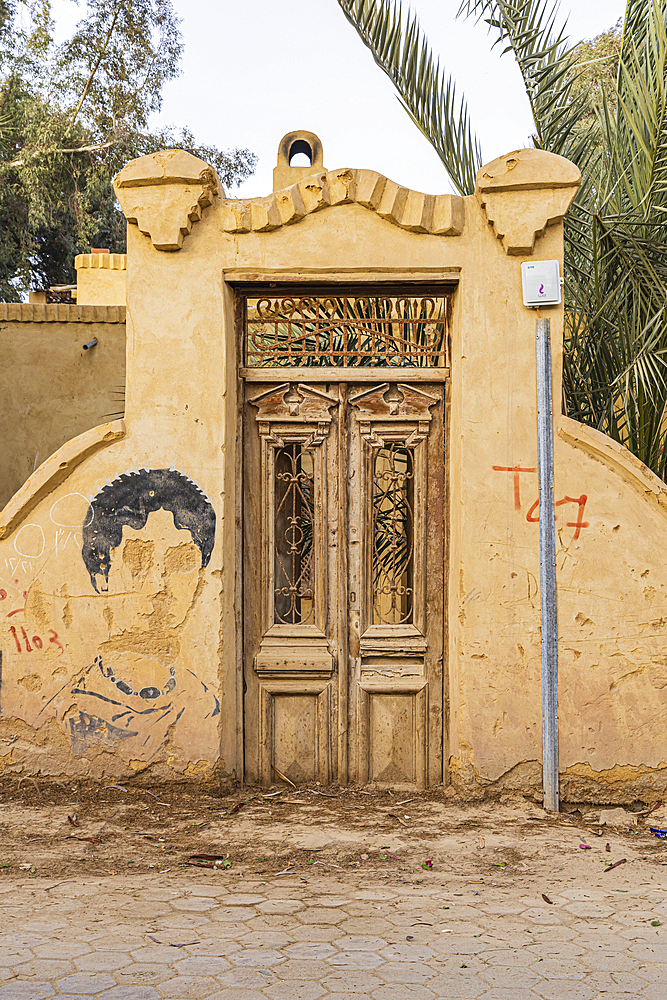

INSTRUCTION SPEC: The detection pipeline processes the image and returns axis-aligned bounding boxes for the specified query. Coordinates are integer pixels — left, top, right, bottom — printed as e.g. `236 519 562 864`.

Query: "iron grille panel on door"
274 443 315 624
244 293 450 368
372 444 415 625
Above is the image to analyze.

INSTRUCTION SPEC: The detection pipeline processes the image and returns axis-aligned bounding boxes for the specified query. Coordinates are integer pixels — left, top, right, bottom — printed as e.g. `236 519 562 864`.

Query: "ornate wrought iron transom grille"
274 444 315 624
245 293 450 368
372 444 414 624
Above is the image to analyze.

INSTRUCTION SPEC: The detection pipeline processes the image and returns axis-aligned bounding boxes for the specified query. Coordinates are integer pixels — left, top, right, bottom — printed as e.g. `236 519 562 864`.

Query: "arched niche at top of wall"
273 130 325 191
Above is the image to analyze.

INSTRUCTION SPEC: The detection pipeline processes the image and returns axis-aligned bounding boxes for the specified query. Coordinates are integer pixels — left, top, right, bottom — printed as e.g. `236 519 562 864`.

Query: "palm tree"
337 0 667 479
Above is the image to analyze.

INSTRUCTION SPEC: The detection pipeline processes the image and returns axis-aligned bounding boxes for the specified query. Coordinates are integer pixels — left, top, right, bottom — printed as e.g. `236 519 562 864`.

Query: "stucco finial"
114 149 223 251
273 130 325 192
475 148 580 255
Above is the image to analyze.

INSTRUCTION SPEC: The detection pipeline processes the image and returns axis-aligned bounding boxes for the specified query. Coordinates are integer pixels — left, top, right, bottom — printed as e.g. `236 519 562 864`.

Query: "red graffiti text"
10 626 64 655
494 467 590 540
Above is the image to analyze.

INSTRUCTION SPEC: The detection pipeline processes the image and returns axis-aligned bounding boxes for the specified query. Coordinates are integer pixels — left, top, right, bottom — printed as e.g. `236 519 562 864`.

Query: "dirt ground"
1 778 666 890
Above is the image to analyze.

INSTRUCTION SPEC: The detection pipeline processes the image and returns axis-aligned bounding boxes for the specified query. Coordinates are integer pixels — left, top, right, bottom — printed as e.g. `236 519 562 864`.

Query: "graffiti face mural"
37 469 218 759
82 468 215 593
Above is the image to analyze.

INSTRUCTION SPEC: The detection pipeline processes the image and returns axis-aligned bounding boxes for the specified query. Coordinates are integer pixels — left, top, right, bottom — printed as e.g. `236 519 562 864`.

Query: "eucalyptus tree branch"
67 0 127 135
5 139 116 168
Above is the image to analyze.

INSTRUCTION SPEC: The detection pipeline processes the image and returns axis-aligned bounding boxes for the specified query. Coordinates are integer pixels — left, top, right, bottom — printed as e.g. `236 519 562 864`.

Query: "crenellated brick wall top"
0 303 126 323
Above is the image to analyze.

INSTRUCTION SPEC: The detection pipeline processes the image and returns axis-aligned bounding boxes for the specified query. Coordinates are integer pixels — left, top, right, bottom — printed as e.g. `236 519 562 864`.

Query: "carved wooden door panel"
346 383 445 788
243 380 445 788
243 382 342 786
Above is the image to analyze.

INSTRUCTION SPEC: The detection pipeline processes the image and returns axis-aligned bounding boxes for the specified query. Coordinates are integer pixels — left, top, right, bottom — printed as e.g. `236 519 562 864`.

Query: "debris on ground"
0 779 665 884
604 857 628 873
600 807 639 827
186 854 231 869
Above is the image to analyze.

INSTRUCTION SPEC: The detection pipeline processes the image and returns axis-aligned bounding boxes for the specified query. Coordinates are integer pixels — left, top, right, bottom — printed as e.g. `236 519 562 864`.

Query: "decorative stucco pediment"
114 144 579 255
115 151 465 251
475 148 581 255
219 168 464 238
114 149 222 251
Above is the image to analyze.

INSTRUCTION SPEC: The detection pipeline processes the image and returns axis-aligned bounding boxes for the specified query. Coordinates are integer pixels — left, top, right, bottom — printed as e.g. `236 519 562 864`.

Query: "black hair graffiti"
81 468 216 592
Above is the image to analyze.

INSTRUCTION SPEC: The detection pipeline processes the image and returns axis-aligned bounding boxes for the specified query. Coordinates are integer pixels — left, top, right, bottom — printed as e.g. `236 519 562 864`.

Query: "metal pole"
535 316 559 813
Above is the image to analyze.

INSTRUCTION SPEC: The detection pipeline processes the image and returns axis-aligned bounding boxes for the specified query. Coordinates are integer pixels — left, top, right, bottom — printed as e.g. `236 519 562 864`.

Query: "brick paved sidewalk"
0 869 664 1000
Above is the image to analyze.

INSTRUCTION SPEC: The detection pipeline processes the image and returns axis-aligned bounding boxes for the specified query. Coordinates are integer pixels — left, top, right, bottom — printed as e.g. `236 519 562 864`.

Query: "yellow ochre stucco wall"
0 304 126 510
0 140 665 800
75 253 127 306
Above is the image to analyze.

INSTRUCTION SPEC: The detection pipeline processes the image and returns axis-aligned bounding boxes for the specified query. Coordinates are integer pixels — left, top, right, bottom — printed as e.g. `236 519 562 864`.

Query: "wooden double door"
243 378 446 787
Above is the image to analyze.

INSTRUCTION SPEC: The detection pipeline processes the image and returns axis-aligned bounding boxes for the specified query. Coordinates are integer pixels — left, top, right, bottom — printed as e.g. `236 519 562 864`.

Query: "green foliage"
0 1 257 301
338 0 481 195
60 1 182 135
337 0 667 481
570 21 622 110
460 0 593 163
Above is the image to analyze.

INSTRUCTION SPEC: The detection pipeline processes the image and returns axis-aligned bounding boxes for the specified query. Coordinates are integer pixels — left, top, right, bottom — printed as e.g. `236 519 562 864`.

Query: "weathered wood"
225 268 461 285
241 367 451 383
346 382 445 787
242 377 446 788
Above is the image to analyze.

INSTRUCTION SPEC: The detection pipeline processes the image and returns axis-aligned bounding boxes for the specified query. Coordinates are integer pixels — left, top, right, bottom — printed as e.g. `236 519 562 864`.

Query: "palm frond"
337 0 481 195
611 2 667 216
0 110 14 150
620 0 656 64
339 0 667 481
458 0 595 165
459 0 667 479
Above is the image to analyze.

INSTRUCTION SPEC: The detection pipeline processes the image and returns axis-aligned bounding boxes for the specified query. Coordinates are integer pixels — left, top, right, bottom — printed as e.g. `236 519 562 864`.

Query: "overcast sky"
51 0 625 197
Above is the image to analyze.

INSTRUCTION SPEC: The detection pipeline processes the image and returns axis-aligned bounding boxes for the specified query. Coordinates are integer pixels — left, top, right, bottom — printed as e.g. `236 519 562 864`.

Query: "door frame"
234 280 455 786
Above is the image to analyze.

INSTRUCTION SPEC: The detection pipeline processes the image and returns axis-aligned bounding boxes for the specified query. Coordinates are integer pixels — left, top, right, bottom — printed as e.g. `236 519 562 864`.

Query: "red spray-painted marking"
492 466 538 509
526 494 589 540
